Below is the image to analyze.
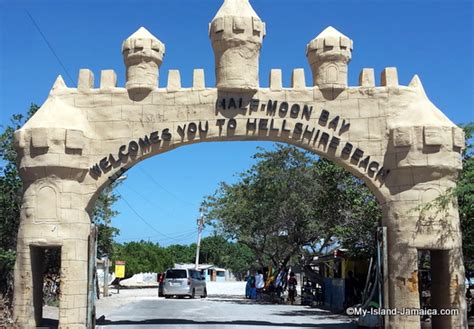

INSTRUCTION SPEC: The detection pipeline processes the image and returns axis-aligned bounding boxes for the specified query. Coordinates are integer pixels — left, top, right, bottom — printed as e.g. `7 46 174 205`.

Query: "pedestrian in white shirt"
255 270 264 300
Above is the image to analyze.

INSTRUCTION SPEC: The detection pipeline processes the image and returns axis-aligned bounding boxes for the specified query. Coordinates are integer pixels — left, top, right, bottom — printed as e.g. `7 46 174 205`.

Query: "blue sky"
1 0 473 246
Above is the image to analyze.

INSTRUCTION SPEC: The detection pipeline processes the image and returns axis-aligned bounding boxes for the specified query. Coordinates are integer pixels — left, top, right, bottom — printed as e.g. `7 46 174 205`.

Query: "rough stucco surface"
12 0 467 328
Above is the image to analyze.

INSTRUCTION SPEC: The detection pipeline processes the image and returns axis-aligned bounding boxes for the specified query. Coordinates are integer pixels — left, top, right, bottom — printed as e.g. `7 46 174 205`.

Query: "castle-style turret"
122 27 165 93
306 26 353 91
209 0 265 91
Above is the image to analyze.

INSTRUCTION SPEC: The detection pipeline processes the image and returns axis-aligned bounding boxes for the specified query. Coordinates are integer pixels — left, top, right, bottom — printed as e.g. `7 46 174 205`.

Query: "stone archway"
12 0 467 328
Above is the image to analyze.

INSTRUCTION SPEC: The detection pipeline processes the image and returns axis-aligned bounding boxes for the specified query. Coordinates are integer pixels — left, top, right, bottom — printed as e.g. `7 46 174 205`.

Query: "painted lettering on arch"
89 129 172 179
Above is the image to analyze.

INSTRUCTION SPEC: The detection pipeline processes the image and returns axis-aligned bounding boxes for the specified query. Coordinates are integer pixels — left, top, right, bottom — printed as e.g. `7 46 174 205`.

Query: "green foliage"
0 104 39 296
200 235 228 265
165 243 196 264
109 235 255 279
222 241 256 279
113 241 174 277
199 235 256 279
313 159 380 258
204 144 380 269
458 123 474 271
92 185 121 258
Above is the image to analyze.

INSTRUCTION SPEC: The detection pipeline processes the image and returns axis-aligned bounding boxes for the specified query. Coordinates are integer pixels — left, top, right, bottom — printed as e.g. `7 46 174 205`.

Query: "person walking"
255 270 265 300
287 272 297 305
246 271 257 299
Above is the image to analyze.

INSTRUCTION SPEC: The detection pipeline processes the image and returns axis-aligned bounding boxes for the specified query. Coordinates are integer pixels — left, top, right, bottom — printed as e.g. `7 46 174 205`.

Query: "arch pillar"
13 178 92 328
382 168 467 329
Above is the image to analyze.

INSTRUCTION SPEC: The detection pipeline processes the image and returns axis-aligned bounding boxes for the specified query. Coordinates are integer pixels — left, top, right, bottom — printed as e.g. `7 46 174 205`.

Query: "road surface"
43 286 357 328
95 293 356 329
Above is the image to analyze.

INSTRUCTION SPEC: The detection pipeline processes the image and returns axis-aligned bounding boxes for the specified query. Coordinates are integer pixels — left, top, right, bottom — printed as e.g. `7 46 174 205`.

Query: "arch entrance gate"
12 0 467 328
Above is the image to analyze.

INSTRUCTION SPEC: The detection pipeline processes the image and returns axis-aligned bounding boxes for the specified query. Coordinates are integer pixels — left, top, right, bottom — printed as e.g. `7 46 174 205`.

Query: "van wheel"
191 289 195 299
164 295 171 299
201 288 207 298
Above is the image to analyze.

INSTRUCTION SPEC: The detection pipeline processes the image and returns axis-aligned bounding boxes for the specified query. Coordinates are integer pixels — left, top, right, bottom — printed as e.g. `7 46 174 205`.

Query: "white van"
163 268 207 299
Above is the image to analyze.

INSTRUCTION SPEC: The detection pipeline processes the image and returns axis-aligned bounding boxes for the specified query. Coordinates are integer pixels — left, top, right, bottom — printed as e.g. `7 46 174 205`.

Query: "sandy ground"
43 281 249 320
99 281 247 310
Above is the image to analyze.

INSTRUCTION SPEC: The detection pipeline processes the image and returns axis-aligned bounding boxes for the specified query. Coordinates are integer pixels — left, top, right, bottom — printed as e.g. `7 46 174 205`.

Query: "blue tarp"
324 278 345 311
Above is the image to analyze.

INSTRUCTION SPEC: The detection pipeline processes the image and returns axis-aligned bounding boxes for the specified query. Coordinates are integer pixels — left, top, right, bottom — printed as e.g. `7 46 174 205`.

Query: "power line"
121 184 177 219
115 228 198 242
117 191 199 243
115 231 198 245
138 167 199 209
25 10 75 85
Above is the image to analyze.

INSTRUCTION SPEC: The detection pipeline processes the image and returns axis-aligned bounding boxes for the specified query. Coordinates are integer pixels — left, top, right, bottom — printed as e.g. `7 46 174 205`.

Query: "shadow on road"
98 318 356 328
273 309 335 316
272 308 353 322
206 295 288 305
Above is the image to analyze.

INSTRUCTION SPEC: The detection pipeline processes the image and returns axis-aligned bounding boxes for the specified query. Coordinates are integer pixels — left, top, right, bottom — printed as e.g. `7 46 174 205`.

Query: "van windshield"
166 269 187 279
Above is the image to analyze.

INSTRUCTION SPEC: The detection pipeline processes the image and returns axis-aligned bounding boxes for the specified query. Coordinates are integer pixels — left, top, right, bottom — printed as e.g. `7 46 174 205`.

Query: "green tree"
200 235 229 265
92 184 121 258
113 241 174 277
312 159 380 258
0 104 39 296
199 235 257 278
459 123 474 271
204 144 381 270
224 241 256 280
165 243 196 264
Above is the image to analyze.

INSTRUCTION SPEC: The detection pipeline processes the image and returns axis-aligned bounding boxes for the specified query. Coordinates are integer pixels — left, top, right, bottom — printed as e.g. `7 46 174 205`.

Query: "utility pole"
103 257 109 297
195 209 204 270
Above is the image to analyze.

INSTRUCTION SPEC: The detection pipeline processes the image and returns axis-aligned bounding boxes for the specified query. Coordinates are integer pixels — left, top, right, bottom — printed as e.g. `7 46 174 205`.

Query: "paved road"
96 295 357 329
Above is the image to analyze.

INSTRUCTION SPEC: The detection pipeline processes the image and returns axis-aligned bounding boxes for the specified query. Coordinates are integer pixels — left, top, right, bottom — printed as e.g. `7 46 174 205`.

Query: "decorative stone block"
359 68 375 87
192 69 205 89
66 130 84 150
31 128 49 148
452 127 464 148
381 67 398 87
424 126 443 146
291 68 306 89
36 185 57 221
233 17 246 32
252 17 263 33
100 70 117 89
167 70 181 91
212 17 224 33
393 127 412 147
77 69 94 91
14 130 25 148
269 69 282 90
324 36 338 47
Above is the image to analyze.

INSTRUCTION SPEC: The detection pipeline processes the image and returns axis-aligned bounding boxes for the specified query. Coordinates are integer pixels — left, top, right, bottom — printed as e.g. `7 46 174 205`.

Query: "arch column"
382 168 467 329
13 178 92 328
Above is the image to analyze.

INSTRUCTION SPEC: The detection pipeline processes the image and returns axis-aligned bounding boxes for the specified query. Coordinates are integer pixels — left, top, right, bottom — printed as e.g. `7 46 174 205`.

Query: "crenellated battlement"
51 65 433 95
